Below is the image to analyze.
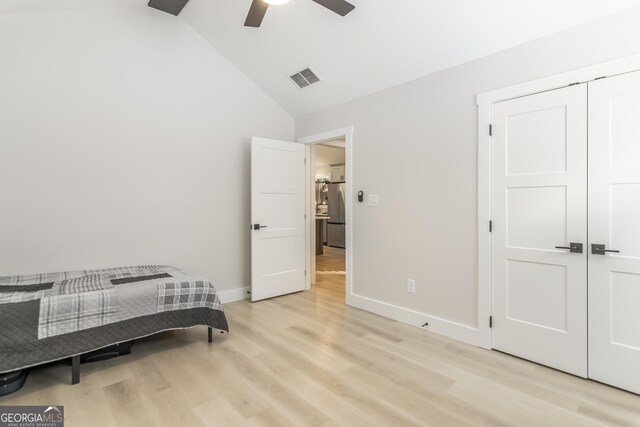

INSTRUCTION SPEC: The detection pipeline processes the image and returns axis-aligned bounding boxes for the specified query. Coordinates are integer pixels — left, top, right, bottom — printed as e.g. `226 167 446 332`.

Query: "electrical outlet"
406 279 416 294
368 194 379 207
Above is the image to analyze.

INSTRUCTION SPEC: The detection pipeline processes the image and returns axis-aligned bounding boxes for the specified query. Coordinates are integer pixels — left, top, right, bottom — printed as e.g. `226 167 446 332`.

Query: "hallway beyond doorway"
316 246 345 273
315 246 345 296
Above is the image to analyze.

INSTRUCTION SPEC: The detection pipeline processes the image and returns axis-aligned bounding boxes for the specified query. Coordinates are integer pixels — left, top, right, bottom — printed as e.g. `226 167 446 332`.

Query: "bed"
0 265 229 385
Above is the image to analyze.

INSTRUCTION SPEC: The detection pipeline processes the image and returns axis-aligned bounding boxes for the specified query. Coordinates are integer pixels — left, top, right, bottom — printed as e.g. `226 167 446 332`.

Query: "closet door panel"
588 71 640 394
492 84 588 377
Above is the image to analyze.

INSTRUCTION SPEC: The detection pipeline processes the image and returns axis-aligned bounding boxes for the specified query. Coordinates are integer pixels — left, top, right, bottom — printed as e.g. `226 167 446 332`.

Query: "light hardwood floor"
316 246 345 273
2 271 640 426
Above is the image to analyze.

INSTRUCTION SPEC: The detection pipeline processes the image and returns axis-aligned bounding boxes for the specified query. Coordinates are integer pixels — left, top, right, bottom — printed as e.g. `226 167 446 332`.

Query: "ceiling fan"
148 0 355 26
245 0 356 28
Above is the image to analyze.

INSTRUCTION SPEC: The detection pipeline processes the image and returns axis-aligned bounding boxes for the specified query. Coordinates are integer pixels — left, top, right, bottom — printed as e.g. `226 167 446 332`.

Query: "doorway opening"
312 140 346 296
300 127 353 305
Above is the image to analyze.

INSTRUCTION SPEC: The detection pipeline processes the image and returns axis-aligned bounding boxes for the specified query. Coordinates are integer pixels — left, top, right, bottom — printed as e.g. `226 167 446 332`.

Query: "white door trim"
477 52 640 350
298 127 354 305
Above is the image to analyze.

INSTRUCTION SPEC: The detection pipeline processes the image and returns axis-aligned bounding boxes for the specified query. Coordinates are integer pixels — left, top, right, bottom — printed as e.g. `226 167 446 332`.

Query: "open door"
251 137 306 302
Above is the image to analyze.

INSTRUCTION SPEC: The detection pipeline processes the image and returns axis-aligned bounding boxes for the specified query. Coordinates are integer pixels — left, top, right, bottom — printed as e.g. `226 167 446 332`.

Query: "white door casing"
251 137 306 302
588 71 640 394
491 85 588 377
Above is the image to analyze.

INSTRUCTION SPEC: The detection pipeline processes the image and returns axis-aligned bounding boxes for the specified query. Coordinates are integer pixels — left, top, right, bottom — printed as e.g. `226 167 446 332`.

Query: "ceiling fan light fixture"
244 0 354 28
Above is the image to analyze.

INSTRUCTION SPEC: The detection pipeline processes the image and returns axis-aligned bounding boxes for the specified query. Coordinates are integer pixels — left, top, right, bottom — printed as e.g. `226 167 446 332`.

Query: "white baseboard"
348 293 481 347
217 286 480 346
218 286 250 304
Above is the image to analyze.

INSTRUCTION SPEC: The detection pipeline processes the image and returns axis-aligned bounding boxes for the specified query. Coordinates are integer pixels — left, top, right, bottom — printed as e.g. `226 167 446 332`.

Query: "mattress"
0 265 229 373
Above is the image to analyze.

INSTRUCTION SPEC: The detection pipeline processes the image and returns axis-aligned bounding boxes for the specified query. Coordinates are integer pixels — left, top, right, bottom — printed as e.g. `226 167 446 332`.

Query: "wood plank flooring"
2 268 640 426
316 246 345 273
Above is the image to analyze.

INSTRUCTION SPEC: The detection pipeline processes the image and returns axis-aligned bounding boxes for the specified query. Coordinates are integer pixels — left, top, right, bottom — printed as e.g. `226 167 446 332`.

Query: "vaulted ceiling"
0 0 142 14
181 0 640 117
3 0 640 117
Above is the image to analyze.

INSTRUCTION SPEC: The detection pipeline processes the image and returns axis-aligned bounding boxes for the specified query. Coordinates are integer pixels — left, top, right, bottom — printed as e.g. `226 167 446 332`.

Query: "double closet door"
491 70 640 394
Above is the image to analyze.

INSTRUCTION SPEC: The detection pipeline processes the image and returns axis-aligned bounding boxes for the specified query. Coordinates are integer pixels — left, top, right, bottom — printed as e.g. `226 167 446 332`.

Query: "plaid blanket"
0 265 227 342
0 271 81 287
158 281 222 313
57 274 113 294
0 265 168 288
0 265 229 373
39 289 118 339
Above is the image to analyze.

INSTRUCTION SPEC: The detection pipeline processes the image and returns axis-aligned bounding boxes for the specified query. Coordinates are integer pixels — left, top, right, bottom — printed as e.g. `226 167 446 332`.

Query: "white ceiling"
320 139 346 149
0 0 142 14
181 0 640 117
2 0 640 117
314 144 345 167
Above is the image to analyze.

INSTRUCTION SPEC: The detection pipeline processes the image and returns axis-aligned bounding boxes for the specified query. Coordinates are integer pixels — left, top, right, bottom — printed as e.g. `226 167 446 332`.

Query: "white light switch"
407 279 416 294
368 194 379 207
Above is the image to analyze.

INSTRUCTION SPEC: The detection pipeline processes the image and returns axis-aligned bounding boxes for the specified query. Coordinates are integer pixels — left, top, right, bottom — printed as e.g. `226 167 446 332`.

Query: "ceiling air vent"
290 68 321 89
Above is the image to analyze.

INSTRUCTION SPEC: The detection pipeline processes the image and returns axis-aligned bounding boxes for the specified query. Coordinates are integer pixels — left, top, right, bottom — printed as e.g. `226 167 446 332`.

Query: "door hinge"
489 124 492 136
489 220 493 232
304 157 307 164
304 213 307 220
489 316 493 328
568 82 581 86
304 269 307 276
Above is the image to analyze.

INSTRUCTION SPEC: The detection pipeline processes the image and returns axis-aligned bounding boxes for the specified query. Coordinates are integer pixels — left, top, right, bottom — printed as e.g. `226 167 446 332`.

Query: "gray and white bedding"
0 265 229 373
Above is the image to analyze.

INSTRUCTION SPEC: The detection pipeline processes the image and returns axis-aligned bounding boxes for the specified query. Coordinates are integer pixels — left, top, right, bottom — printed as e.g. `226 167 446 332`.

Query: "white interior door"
251 137 306 302
588 71 640 394
492 85 588 377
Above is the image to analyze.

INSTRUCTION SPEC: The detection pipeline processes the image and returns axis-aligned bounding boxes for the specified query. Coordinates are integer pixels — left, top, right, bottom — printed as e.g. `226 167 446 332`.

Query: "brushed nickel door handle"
555 243 583 253
591 244 620 255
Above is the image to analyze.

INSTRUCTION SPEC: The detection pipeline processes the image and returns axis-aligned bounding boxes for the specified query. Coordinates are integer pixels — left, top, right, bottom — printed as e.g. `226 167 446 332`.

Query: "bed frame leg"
208 327 213 343
71 355 80 385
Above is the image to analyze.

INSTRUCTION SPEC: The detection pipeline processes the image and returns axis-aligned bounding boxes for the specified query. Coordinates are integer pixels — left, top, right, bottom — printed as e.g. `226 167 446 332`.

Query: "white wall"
0 6 294 296
296 6 640 338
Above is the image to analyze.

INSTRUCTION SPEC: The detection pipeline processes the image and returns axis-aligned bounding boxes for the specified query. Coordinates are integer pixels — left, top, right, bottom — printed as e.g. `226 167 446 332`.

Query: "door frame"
298 126 354 305
476 53 640 350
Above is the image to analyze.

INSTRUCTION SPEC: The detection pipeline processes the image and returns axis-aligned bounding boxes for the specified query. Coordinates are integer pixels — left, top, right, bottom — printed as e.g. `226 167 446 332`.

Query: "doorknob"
591 244 620 255
555 243 583 254
252 224 267 231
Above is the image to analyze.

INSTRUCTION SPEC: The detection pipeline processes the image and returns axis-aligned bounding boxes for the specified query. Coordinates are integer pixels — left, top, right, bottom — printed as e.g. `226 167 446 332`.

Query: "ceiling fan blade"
311 0 355 16
244 0 269 27
148 0 190 16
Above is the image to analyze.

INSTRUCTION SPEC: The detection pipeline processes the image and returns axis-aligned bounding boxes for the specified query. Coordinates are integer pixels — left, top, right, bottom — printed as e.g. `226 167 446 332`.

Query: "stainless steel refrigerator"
327 183 346 248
